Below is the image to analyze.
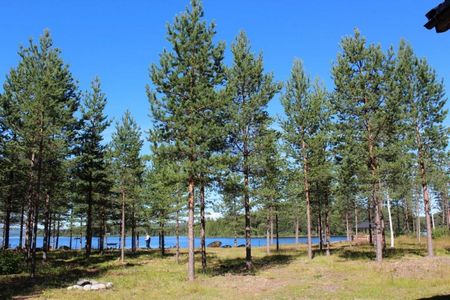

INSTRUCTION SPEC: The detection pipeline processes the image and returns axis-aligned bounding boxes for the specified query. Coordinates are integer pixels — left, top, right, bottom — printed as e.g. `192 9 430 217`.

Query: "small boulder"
105 282 113 289
83 284 92 291
67 286 73 291
207 241 222 248
221 245 232 248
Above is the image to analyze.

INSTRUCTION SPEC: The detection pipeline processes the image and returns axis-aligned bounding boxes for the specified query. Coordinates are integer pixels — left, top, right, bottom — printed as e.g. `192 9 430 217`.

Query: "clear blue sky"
1 1 449 153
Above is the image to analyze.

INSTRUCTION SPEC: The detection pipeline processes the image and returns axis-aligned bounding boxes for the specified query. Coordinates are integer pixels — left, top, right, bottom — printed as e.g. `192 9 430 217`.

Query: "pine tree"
395 41 448 256
226 31 281 269
281 59 331 259
74 77 110 257
332 30 397 262
147 0 225 280
110 111 143 263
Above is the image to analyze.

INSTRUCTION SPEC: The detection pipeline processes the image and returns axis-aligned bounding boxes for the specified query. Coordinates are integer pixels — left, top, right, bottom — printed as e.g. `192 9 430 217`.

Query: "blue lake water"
1 235 347 249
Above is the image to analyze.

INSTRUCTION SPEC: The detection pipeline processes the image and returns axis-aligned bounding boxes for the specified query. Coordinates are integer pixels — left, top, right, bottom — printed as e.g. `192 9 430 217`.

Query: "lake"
1 235 347 249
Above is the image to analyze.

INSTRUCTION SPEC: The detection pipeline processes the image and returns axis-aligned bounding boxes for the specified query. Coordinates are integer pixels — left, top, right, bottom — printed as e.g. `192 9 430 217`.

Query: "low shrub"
0 250 25 275
432 226 450 239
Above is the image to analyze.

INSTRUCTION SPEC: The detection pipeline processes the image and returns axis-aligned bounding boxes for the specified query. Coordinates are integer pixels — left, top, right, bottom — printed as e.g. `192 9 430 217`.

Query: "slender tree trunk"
266 210 270 255
386 190 394 248
416 191 421 241
431 212 435 230
200 183 206 273
43 193 50 260
25 152 35 260
417 138 434 257
243 148 252 269
368 201 373 245
355 207 358 237
187 176 195 281
56 218 60 249
31 135 44 279
325 189 331 256
121 190 126 263
176 210 180 264
368 129 383 262
69 210 73 250
99 204 106 254
404 199 411 233
19 203 25 249
318 205 323 252
80 217 83 250
302 138 313 260
86 180 93 257
131 206 136 253
160 220 165 256
2 192 11 250
295 215 299 245
346 212 350 241
275 208 279 252
270 206 274 245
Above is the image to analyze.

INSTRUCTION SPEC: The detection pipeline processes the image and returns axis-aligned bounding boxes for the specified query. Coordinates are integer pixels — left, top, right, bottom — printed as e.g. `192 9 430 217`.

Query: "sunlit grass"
1 236 450 299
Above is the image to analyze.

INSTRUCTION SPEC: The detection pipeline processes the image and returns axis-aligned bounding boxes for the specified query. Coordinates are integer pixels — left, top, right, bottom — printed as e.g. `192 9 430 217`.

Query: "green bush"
432 226 450 239
0 251 25 275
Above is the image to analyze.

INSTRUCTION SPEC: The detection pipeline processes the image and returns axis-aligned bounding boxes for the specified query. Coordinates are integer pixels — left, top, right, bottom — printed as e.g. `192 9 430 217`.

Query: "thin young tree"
110 111 143 263
74 77 110 257
226 31 281 269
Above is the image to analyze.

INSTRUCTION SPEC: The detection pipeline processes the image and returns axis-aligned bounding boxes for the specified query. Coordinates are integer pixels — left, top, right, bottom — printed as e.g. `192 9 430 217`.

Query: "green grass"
1 236 450 299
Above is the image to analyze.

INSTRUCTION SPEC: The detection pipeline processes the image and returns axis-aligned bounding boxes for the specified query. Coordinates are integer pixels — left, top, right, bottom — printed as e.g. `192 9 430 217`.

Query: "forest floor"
1 236 450 300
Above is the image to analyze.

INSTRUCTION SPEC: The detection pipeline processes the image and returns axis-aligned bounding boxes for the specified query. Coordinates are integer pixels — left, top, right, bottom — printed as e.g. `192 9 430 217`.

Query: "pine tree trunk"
318 206 323 252
2 192 11 250
176 210 180 264
275 208 279 252
386 190 394 248
243 147 252 269
131 205 136 253
43 193 50 261
295 215 299 245
200 183 206 273
80 217 83 250
86 180 93 257
302 138 313 260
99 205 106 254
160 220 165 256
355 207 358 237
69 210 73 250
121 190 126 263
367 201 373 245
346 212 350 241
270 206 274 245
187 176 195 281
368 128 383 262
56 218 60 249
417 134 434 257
416 190 421 241
266 210 270 255
404 199 411 233
31 136 44 279
19 203 25 249
325 189 331 256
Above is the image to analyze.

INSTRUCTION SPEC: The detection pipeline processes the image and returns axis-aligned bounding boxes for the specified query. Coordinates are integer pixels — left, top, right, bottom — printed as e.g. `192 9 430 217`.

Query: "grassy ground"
1 236 450 299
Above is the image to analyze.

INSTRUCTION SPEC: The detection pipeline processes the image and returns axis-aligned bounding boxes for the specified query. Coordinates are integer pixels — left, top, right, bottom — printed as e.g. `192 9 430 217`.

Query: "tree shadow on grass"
210 252 301 276
0 249 164 300
335 244 427 261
